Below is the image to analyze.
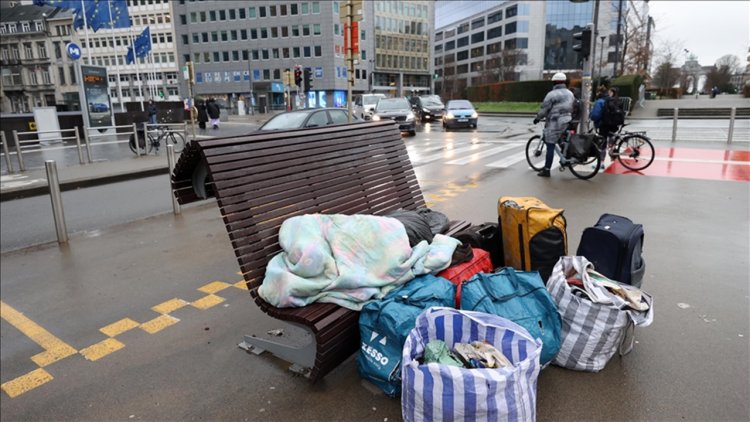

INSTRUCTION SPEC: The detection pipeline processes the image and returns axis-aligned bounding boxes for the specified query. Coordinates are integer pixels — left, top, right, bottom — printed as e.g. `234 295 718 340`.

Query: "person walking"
196 98 208 130
207 98 221 129
590 86 611 169
532 72 575 177
147 99 158 125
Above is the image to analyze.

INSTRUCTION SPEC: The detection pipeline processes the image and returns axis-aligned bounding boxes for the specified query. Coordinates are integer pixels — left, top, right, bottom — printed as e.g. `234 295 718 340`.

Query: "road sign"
65 43 81 61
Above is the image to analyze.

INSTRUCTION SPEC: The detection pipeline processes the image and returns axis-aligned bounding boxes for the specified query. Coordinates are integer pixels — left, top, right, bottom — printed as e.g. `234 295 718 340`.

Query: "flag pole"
129 27 144 111
148 51 158 99
107 0 125 112
80 0 91 65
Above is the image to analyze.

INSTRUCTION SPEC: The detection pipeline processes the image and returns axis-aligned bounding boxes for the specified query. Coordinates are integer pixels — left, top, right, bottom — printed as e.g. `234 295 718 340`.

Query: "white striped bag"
547 256 654 372
401 307 543 422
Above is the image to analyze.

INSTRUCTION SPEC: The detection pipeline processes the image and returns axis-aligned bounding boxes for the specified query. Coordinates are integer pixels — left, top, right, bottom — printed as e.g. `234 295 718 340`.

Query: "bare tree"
615 1 652 77
652 40 683 91
715 54 742 74
706 55 742 93
479 49 528 84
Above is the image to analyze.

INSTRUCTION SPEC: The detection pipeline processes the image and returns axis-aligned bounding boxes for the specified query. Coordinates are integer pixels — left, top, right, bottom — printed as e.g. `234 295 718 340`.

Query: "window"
259 6 266 17
472 17 485 30
69 65 76 83
193 52 200 62
58 67 66 85
471 46 484 58
506 5 517 18
301 3 309 14
517 21 528 32
185 34 192 44
303 46 311 57
302 25 310 36
282 47 290 58
199 11 206 22
242 50 248 60
487 25 503 40
232 51 239 61
471 32 484 43
240 29 247 40
209 11 216 21
487 41 502 54
457 36 469 47
22 22 30 32
270 5 276 16
24 43 33 59
223 52 229 62
28 69 38 85
261 28 268 38
211 31 218 42
219 10 226 20
250 29 257 39
291 4 298 14
248 7 256 18
457 64 468 74
435 31 443 42
229 9 236 19
445 40 455 51
239 8 246 19
261 49 269 59
190 12 197 23
53 42 61 59
280 4 287 15
505 22 517 35
314 45 321 56
471 61 483 72
263 69 270 80
488 10 502 24
457 22 469 34
179 14 187 24
312 2 320 13
457 50 468 61
271 27 278 38
291 25 299 37
313 24 321 36
272 48 279 59
293 47 300 57
202 32 208 42
213 52 220 62
251 50 259 60
281 26 288 37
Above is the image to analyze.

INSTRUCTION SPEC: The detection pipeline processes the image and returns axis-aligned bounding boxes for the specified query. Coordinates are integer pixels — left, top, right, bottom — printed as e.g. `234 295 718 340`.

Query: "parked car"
443 100 478 130
353 93 387 120
258 108 361 131
410 95 445 122
371 97 417 136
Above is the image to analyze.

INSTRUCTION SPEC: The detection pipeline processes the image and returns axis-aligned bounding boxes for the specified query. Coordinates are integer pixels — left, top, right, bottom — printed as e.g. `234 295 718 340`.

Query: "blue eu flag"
134 26 152 58
35 0 131 32
126 45 135 65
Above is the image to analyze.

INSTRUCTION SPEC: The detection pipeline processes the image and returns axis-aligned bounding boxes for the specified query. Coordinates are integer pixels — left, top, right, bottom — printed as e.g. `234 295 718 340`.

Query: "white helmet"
551 72 567 82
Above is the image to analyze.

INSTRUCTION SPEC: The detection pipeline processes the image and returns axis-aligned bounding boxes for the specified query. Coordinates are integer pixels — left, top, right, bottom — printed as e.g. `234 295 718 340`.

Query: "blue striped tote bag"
401 307 542 422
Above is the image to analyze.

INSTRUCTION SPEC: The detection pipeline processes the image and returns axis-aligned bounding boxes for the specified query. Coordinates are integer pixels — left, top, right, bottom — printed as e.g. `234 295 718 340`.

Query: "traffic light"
303 68 313 92
294 66 302 87
573 27 592 59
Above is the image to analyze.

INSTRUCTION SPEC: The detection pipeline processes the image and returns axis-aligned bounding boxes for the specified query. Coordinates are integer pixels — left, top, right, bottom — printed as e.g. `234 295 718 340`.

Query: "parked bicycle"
526 121 602 180
593 124 655 172
129 124 187 155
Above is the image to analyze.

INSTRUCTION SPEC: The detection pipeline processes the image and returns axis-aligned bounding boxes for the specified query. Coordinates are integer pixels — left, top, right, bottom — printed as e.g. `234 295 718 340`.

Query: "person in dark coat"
206 98 221 129
196 99 208 130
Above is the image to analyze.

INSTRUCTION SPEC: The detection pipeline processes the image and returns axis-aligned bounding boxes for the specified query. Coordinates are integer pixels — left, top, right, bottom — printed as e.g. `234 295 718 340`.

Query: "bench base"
238 321 317 378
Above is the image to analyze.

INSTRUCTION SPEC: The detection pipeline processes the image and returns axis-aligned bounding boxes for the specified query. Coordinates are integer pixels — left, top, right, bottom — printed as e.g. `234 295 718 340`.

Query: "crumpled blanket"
258 214 461 310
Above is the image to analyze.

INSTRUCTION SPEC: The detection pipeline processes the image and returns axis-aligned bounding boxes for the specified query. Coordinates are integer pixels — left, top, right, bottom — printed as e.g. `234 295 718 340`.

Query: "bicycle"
593 124 655 172
526 121 602 180
129 124 187 155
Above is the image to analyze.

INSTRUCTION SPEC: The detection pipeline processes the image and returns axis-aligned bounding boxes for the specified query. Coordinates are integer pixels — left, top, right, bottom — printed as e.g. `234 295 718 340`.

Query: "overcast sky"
647 0 749 67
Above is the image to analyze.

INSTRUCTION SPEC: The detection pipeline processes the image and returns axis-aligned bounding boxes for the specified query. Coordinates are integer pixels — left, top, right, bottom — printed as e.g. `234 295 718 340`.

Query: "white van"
353 93 387 120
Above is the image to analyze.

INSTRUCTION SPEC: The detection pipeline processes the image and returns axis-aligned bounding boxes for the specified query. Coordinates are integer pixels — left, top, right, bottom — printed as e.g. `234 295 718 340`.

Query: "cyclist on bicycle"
532 72 575 177
590 86 621 168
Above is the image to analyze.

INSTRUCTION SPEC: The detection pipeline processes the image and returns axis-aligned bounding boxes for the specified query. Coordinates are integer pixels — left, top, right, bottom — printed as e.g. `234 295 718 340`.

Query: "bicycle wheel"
167 132 186 153
525 135 546 171
568 153 601 180
129 132 155 155
615 134 655 171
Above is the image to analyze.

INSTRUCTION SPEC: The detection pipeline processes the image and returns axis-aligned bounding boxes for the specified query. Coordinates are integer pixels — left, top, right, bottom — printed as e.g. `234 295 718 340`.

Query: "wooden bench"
171 120 470 382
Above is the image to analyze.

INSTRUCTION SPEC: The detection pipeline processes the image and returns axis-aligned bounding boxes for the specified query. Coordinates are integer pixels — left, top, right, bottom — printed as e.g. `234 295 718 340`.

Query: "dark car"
89 102 109 113
371 97 417 136
411 95 445 122
258 108 361 131
443 99 478 130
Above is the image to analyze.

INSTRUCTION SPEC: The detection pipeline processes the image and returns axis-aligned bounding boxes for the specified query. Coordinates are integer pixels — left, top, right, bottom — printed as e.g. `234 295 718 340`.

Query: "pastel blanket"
258 214 461 311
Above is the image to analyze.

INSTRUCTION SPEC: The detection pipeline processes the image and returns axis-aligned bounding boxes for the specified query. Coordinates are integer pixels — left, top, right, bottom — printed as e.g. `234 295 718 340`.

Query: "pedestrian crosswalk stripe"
411 145 478 164
446 143 523 165
485 151 529 168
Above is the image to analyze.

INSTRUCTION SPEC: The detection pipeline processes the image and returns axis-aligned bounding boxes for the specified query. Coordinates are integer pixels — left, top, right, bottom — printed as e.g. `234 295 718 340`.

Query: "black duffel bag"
566 133 597 161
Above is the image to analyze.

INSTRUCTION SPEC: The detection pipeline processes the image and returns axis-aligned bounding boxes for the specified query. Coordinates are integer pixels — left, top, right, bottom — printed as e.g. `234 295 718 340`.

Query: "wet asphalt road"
1 119 748 421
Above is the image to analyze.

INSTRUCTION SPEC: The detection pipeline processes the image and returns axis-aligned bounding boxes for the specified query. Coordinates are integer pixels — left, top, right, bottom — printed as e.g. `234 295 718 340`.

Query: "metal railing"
141 122 189 155
625 106 748 144
85 123 140 157
1 131 14 174
11 127 87 172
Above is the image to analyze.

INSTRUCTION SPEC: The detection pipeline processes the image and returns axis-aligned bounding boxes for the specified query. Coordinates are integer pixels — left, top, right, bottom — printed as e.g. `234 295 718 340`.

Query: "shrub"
742 84 750 98
611 74 644 101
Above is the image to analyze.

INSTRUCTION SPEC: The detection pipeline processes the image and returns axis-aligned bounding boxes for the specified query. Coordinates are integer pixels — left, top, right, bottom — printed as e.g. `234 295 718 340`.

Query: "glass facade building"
543 0 594 71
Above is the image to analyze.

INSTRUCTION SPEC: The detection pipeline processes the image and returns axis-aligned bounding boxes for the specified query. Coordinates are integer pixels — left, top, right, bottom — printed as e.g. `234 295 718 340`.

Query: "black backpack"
576 213 645 288
601 97 625 129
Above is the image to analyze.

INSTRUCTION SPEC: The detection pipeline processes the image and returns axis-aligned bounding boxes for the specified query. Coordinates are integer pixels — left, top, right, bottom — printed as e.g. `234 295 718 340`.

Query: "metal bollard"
83 127 93 163
671 108 678 143
132 122 141 157
166 144 181 215
1 132 14 174
73 126 85 165
727 107 736 144
12 130 25 171
142 122 149 156
45 160 68 244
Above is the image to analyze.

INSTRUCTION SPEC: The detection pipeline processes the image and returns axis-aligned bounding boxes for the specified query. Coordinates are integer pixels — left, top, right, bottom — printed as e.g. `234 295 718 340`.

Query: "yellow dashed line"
100 318 140 337
140 314 180 334
152 298 189 315
0 301 77 368
1 368 53 398
191 294 225 310
233 280 248 290
79 338 125 362
198 281 232 294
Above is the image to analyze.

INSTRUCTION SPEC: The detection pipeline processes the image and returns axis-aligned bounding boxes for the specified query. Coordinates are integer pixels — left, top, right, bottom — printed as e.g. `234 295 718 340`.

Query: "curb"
0 166 169 202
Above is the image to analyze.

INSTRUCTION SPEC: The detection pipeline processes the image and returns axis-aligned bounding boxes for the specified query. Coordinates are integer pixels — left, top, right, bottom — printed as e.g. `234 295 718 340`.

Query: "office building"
172 0 433 111
0 4 79 113
434 0 649 96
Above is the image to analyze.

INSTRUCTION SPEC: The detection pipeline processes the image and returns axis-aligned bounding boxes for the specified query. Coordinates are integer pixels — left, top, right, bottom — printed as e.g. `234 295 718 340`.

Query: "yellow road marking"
1 368 53 398
0 301 77 367
191 294 225 310
152 298 189 315
140 314 179 334
100 318 140 337
233 280 248 290
79 338 125 362
198 281 232 294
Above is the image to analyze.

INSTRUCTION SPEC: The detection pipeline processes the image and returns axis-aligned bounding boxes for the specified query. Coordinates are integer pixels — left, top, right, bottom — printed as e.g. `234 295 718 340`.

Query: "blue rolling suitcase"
576 213 646 287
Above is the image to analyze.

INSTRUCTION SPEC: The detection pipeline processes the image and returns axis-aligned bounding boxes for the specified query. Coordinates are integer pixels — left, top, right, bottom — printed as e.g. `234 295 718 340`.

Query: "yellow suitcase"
497 196 567 282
